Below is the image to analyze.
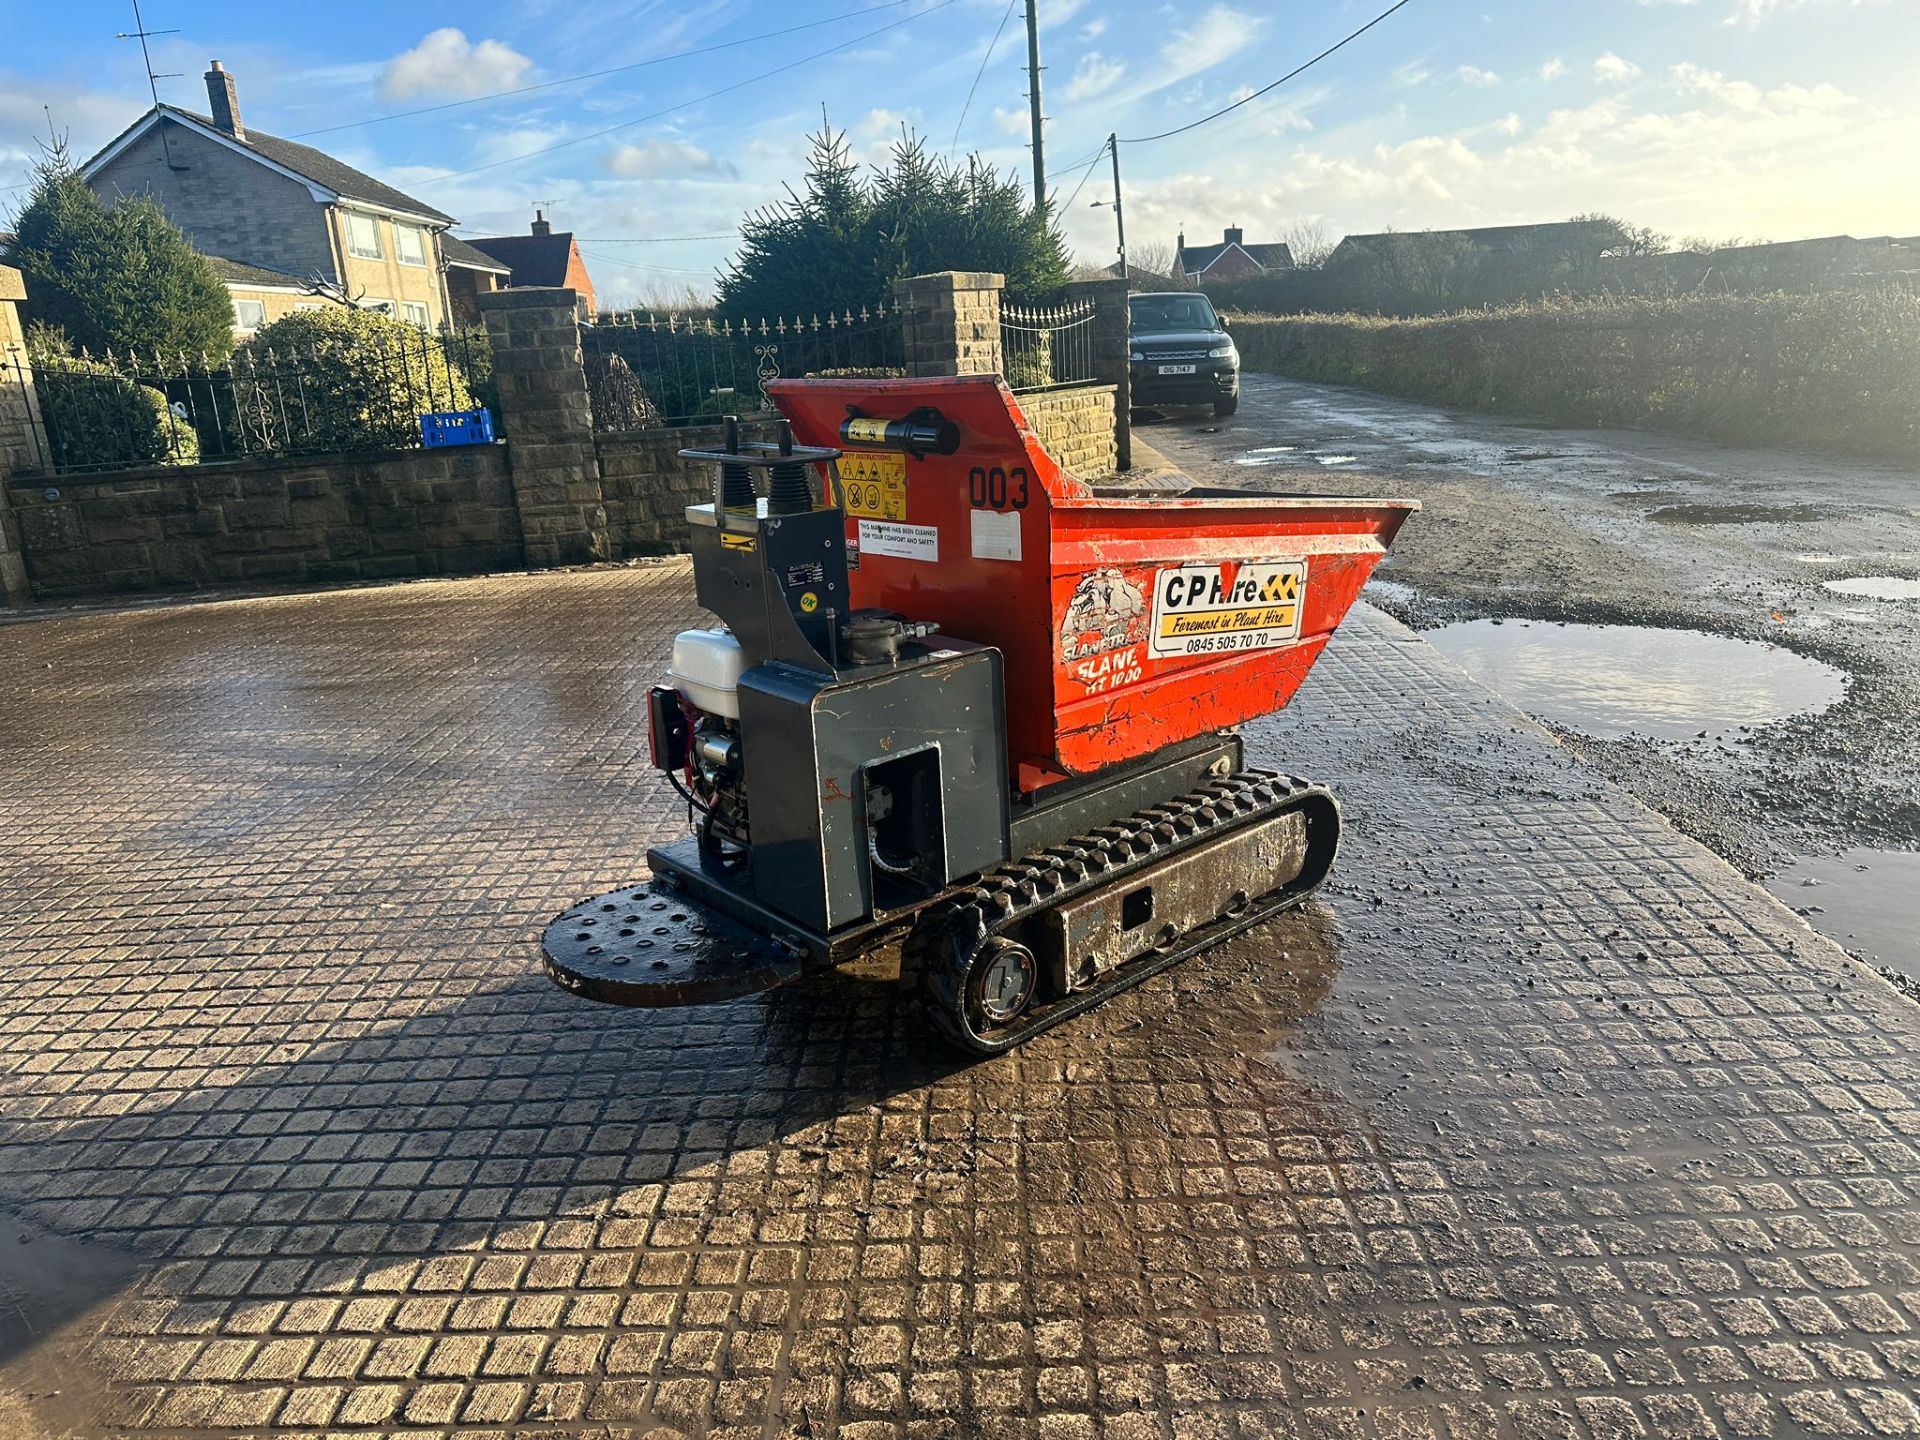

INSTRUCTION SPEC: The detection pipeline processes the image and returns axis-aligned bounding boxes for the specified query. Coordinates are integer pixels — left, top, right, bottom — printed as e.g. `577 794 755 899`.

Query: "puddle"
1796 552 1851 564
1315 454 1357 466
1364 577 1417 605
1648 502 1831 526
1233 446 1298 466
0 1212 142 1438
1823 577 1920 601
1766 848 1920 978
1426 620 1845 740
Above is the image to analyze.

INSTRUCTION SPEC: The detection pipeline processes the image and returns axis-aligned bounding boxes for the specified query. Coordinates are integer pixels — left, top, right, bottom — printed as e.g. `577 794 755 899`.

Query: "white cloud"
1063 52 1127 102
1169 5 1264 75
1457 65 1501 87
1538 57 1568 81
1082 17 1108 37
604 138 738 180
992 107 1030 137
1392 59 1432 87
379 30 535 101
1594 52 1642 84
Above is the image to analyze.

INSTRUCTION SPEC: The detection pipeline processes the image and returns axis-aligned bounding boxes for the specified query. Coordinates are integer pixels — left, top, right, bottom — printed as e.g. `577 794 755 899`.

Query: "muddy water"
1825 577 1920 601
1426 620 1846 740
1767 848 1920 979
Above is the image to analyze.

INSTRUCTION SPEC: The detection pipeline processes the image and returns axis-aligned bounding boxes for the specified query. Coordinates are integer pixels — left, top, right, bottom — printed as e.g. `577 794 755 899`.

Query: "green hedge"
1225 285 1920 462
35 357 201 469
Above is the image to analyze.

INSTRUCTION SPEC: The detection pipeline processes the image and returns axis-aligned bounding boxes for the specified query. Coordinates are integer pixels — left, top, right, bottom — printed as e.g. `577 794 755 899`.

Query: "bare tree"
1128 239 1175 281
1570 212 1670 258
1278 218 1334 269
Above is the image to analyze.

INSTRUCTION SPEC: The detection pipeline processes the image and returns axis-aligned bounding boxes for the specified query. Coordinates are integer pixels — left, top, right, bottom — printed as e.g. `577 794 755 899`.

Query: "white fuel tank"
668 628 745 719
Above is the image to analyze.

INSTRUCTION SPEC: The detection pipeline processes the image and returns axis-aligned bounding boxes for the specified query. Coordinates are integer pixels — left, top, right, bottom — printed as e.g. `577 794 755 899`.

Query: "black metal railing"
582 306 906 430
1000 294 1099 392
12 327 495 475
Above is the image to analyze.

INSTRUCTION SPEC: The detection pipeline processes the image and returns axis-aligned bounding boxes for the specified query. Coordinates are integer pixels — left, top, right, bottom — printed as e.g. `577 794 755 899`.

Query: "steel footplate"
542 880 804 1006
906 770 1340 1055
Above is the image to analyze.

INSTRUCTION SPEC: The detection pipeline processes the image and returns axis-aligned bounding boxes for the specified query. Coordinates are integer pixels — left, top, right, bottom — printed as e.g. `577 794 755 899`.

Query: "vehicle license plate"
1157 363 1197 375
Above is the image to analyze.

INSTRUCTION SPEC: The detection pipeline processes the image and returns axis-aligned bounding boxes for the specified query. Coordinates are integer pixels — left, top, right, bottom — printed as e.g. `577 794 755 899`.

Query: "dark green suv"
1128 291 1239 417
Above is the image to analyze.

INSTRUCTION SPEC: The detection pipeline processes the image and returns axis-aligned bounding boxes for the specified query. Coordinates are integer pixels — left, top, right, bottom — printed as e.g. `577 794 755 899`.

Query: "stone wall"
598 419 782 556
1019 384 1119 480
7 445 519 597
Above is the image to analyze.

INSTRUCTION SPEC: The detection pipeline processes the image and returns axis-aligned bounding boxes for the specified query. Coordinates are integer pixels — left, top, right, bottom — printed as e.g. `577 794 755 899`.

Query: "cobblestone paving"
1 565 1917 1439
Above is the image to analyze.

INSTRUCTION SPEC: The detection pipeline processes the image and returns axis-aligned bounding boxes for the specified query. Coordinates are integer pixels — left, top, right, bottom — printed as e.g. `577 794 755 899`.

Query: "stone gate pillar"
894 271 1004 378
480 286 609 567
0 265 40 605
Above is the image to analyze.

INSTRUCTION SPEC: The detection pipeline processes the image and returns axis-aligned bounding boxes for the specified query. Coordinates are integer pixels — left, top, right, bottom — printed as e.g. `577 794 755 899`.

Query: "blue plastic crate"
419 409 495 447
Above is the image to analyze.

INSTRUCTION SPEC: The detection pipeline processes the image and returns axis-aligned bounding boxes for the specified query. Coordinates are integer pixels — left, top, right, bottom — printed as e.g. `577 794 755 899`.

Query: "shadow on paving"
4 573 1920 1437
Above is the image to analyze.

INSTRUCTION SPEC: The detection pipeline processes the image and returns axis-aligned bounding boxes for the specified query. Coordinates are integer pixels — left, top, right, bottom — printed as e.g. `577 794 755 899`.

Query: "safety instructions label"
840 451 906 520
1149 559 1306 658
858 519 939 562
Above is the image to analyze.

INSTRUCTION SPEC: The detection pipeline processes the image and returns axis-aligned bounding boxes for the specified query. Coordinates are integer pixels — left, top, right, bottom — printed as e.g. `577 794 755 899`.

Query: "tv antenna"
117 0 185 169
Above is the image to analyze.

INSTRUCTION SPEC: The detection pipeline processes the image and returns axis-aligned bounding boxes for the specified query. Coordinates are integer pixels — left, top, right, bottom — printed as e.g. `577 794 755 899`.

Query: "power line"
579 248 715 276
290 0 924 139
410 0 958 188
572 233 739 244
948 0 1019 159
1120 0 1418 145
1058 137 1107 213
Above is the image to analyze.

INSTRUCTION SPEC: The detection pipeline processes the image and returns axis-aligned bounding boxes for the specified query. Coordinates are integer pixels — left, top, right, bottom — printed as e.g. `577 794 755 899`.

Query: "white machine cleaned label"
857 519 940 562
1149 559 1306 658
969 508 1023 562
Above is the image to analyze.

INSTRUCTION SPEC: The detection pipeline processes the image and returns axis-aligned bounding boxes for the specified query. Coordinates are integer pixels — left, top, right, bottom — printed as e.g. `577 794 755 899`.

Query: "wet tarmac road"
1143 374 1920 978
4 566 1920 1437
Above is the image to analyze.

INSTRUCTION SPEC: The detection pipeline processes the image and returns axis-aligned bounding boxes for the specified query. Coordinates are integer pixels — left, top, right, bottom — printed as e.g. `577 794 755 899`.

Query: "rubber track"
905 769 1340 1055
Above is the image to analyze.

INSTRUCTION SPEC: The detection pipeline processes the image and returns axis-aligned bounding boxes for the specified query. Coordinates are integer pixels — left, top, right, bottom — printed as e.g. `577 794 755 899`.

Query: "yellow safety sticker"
843 417 891 445
839 451 908 520
721 532 755 552
799 591 820 613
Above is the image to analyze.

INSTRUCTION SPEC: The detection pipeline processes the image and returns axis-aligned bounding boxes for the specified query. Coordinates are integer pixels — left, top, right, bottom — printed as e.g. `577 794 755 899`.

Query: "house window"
401 301 431 328
362 298 396 316
232 298 267 332
345 211 383 260
295 302 325 312
395 224 427 267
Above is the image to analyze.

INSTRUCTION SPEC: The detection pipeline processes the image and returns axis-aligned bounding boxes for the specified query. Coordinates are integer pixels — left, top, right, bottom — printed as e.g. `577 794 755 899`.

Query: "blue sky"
5 0 1916 306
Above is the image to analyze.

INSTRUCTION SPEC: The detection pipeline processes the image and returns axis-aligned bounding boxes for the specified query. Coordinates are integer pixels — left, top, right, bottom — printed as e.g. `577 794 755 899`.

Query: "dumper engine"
542 377 1415 1053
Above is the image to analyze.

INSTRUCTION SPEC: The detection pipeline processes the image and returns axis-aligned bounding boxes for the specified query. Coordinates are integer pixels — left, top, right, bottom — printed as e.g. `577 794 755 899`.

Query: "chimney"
531 209 552 237
1177 230 1186 252
204 61 244 140
1224 225 1244 247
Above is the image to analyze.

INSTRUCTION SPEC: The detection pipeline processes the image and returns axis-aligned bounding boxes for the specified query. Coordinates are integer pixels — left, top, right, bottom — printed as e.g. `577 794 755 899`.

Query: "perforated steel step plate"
541 879 803 1006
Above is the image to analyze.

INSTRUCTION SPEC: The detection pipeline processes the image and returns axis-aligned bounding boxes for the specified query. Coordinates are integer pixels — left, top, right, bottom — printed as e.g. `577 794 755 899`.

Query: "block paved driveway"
1 564 1918 1440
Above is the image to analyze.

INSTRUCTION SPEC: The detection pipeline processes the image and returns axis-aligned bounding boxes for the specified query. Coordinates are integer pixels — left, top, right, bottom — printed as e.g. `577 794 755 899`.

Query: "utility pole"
1108 134 1126 278
1025 0 1046 211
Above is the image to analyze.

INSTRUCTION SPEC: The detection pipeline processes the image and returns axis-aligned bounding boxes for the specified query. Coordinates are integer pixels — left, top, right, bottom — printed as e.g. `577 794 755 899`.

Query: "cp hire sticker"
1149 560 1306 658
857 519 939 562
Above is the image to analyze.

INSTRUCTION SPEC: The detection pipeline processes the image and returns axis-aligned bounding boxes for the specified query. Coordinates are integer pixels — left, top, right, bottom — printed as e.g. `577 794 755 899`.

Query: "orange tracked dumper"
543 376 1415 1052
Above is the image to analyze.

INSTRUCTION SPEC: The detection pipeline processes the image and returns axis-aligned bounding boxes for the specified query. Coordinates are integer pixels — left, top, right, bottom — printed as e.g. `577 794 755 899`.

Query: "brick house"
463 212 597 318
1173 227 1294 283
79 61 506 336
